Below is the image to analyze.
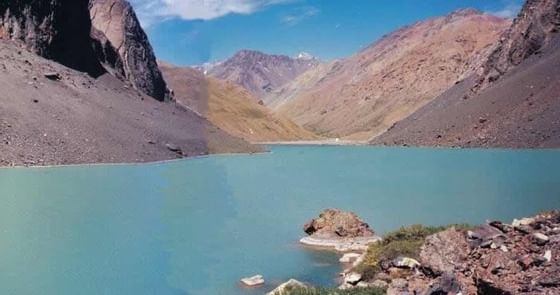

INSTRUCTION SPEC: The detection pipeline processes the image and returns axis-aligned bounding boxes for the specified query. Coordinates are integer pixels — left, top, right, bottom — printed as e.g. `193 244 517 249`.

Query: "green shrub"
281 286 385 295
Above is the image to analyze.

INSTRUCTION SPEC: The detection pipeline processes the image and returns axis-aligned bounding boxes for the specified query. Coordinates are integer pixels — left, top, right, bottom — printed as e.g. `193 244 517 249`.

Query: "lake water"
1 145 560 295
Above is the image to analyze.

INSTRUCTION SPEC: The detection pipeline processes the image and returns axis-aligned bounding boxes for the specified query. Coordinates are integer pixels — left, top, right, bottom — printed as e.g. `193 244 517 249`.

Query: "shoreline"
300 236 382 252
3 144 559 169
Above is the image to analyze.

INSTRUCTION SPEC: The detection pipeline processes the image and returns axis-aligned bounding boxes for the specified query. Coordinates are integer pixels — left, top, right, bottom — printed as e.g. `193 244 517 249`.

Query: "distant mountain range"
203 50 319 99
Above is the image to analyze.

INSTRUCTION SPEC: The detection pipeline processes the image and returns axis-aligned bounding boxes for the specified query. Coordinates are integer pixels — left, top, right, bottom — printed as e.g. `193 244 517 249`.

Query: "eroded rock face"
475 0 560 91
0 0 104 76
89 0 169 101
420 228 470 275
303 209 375 239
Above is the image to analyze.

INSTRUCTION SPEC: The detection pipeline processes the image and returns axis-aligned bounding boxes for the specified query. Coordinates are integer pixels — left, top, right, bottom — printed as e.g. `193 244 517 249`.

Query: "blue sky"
129 0 523 66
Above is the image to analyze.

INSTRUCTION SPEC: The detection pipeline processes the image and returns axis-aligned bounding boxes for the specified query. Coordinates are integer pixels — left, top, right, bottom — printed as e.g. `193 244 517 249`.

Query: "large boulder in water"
303 209 375 239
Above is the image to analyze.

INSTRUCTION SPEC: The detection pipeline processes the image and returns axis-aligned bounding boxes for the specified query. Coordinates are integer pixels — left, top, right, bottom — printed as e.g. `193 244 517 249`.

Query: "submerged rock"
240 274 264 287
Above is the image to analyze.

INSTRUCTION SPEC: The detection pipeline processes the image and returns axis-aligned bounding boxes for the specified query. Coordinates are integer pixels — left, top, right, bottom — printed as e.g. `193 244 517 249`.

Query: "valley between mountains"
0 0 559 166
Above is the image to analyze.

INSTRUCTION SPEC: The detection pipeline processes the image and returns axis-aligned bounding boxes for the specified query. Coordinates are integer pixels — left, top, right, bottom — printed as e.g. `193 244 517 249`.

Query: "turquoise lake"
1 145 560 295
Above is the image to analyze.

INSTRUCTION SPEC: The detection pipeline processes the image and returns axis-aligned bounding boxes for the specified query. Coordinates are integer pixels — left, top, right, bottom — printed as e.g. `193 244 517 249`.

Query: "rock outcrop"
374 212 560 295
475 0 560 92
303 209 375 239
300 209 380 251
89 0 170 101
0 0 105 76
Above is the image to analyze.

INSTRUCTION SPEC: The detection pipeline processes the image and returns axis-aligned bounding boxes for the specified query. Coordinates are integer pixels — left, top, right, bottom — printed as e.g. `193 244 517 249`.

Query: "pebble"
533 233 550 245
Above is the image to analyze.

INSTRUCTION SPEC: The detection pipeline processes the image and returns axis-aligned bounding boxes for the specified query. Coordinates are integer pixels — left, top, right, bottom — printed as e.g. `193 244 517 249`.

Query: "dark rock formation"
89 0 170 101
475 0 560 92
303 209 375 239
0 0 105 76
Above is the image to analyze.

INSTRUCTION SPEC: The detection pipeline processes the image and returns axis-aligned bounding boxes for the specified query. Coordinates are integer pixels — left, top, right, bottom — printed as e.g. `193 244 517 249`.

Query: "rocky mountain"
274 9 509 140
207 49 318 99
373 0 560 148
160 63 318 142
89 0 169 101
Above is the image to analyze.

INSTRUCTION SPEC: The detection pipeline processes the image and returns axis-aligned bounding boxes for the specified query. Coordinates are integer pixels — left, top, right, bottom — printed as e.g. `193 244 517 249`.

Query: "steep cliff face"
89 0 169 101
475 0 560 91
0 0 105 76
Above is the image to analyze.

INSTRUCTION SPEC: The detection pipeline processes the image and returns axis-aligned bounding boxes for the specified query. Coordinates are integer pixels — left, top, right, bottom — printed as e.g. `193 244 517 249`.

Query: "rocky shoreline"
265 210 560 295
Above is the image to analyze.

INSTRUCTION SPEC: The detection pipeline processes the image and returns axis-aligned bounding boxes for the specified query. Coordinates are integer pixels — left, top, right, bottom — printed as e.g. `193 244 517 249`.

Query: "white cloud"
130 0 293 25
486 2 522 19
281 6 319 26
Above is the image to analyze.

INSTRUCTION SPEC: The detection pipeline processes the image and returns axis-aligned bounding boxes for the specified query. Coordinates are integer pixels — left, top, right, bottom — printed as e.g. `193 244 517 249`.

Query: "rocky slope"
378 212 560 295
0 40 260 166
207 50 318 99
373 0 560 148
276 9 509 140
160 63 318 142
89 0 169 101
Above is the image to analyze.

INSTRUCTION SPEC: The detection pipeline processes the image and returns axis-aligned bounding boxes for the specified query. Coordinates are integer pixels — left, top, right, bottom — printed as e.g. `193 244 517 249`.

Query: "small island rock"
240 275 264 287
300 209 381 251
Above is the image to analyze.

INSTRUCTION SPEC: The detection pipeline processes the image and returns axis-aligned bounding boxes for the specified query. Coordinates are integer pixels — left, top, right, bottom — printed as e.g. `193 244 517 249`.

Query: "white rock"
500 245 509 252
344 272 362 285
339 253 362 263
240 275 264 287
512 217 535 227
267 279 306 295
544 250 552 262
394 257 421 269
533 232 550 244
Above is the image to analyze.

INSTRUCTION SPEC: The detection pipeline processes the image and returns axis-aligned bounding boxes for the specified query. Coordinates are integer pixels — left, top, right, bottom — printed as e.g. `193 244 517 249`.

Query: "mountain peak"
296 52 316 60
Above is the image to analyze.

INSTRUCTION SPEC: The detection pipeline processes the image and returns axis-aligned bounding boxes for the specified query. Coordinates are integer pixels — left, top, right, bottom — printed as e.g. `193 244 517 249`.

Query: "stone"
339 253 362 263
512 217 536 227
344 272 362 285
240 275 264 287
44 72 62 81
420 228 469 274
393 257 420 269
166 143 182 153
266 279 306 295
425 272 462 295
533 232 550 245
544 250 552 262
